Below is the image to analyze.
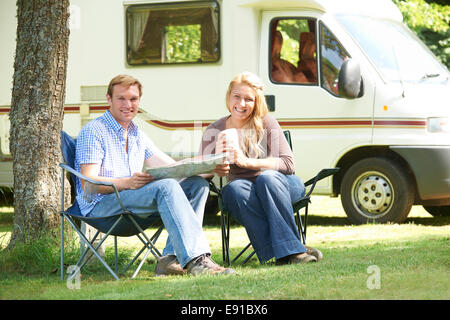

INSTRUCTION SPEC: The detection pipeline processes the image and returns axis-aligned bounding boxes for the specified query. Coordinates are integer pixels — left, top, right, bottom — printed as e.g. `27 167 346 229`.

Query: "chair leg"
303 205 308 242
114 236 118 275
131 245 153 279
60 213 64 281
76 229 101 269
65 215 121 281
296 204 308 245
127 216 164 278
226 212 230 265
241 250 256 265
296 212 306 245
122 225 164 275
60 168 66 281
129 217 161 258
232 243 252 264
123 247 144 274
221 209 230 266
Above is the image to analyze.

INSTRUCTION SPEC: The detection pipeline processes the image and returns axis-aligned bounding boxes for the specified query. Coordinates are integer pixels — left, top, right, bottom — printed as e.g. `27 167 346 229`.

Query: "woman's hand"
216 132 249 169
224 145 250 169
213 161 230 177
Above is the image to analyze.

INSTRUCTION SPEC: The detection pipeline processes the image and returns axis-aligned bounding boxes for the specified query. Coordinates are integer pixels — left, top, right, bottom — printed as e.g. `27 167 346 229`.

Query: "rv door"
259 11 374 192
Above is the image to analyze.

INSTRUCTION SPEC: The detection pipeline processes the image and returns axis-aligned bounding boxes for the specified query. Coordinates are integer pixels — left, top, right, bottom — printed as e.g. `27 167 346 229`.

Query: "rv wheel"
340 157 414 224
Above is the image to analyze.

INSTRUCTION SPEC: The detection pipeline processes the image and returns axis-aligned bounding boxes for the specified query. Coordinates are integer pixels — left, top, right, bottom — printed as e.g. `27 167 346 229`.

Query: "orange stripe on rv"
0 105 427 130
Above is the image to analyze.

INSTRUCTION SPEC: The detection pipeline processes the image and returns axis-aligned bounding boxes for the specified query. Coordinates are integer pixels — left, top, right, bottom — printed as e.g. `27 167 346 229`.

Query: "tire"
423 205 450 217
340 157 414 224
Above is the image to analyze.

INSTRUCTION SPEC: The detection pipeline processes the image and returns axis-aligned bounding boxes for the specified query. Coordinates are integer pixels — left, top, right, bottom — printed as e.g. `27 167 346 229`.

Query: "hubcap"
351 171 394 219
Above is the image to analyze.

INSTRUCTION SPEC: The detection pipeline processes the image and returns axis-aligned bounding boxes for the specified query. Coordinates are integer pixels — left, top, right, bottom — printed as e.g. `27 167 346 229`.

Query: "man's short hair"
107 74 143 97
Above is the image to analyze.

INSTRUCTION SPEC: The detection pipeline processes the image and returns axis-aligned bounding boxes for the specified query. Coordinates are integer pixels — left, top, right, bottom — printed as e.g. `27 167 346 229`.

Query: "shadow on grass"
203 212 450 227
202 214 350 227
2 205 449 230
405 216 450 226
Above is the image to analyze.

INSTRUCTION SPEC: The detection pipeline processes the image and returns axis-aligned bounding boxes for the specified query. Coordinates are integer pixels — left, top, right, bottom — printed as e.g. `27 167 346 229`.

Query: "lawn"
0 196 449 300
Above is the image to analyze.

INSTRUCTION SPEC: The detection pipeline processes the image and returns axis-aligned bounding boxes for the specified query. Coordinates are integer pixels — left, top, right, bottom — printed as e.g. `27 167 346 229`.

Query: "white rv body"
1 0 449 222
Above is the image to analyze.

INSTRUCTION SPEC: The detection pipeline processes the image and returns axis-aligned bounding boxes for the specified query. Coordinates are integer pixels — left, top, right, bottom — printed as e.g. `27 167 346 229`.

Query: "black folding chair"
59 131 164 281
210 130 339 266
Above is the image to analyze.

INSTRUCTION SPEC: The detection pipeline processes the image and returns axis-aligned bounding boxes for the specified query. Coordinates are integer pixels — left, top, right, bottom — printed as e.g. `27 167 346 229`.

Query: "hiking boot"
288 252 317 264
155 255 186 277
305 246 323 261
186 254 236 276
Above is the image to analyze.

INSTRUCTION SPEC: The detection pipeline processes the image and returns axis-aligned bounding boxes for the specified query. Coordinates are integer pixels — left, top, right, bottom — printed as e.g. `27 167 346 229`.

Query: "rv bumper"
390 146 450 203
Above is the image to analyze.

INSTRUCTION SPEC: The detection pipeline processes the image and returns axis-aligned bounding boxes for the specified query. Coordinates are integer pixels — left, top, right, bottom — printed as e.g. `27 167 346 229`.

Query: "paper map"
144 153 228 180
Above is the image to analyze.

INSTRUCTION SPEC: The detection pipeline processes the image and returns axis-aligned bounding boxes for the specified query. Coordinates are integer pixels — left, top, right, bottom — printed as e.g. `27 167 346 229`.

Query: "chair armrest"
304 168 340 197
59 163 127 211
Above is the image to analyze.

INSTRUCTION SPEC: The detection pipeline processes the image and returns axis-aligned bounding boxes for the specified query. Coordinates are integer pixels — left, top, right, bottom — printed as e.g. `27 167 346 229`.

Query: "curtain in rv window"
126 1 220 65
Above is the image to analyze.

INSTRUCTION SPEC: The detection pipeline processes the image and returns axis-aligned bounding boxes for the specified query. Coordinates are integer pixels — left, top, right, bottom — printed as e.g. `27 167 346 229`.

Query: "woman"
200 72 322 265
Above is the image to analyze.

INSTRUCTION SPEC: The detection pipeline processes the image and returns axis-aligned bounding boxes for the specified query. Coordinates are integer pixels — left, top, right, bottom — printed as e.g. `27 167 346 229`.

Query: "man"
74 74 234 276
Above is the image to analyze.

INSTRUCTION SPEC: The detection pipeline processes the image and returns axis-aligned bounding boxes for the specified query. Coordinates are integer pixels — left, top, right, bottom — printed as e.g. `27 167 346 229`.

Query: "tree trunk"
8 0 70 247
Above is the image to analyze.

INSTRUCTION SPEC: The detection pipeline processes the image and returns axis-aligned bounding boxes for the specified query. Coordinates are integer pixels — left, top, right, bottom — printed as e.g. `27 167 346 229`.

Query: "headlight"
427 117 450 133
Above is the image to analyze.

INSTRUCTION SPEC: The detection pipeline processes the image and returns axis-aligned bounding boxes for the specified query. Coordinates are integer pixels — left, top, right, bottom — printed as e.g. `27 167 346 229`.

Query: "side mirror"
338 59 364 99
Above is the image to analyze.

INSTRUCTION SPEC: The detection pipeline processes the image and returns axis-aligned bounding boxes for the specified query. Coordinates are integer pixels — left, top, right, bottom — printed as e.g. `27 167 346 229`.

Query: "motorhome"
1 0 449 223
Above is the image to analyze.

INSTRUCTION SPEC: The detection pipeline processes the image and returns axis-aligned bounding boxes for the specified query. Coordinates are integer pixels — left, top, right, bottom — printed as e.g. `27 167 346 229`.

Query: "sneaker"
155 255 186 277
288 252 317 264
305 246 323 261
186 254 236 276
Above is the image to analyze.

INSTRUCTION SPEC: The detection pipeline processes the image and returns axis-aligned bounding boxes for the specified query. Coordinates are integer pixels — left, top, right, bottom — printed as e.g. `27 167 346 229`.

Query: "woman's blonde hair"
226 72 269 158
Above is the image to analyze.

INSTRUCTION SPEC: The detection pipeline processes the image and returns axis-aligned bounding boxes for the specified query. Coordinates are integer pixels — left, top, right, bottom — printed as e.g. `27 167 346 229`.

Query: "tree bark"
8 0 70 247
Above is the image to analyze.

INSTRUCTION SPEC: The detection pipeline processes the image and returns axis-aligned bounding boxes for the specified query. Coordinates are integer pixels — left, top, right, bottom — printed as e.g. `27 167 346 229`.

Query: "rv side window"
319 22 350 96
126 1 220 65
269 18 318 85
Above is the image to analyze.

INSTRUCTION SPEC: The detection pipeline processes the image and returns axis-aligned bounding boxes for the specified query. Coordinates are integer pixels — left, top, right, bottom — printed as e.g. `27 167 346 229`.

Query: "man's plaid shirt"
75 110 154 216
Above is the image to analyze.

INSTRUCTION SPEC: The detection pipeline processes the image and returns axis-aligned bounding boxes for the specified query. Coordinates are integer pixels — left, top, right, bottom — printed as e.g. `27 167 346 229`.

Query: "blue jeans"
88 176 211 268
221 170 306 263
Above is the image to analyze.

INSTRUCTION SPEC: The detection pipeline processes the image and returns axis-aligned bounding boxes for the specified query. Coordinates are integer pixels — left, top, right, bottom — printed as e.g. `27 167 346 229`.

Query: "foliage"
393 0 450 68
165 24 201 63
277 19 312 66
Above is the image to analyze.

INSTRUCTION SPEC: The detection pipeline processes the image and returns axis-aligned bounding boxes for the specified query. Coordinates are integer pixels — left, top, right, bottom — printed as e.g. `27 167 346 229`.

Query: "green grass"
0 197 449 300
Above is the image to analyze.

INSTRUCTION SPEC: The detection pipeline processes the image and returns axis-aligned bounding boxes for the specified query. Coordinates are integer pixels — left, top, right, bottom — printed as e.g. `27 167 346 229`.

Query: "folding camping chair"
59 131 164 281
210 130 339 266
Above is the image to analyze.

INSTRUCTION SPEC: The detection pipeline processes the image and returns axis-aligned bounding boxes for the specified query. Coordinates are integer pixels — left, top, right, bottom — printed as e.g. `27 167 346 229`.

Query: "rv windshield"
337 15 448 83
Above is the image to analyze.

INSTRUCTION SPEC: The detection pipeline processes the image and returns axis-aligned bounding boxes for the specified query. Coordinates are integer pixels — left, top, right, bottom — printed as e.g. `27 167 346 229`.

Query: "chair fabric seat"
65 201 160 237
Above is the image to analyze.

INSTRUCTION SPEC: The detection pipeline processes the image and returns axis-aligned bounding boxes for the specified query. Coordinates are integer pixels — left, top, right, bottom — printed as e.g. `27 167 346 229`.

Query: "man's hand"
126 172 154 190
80 163 155 193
